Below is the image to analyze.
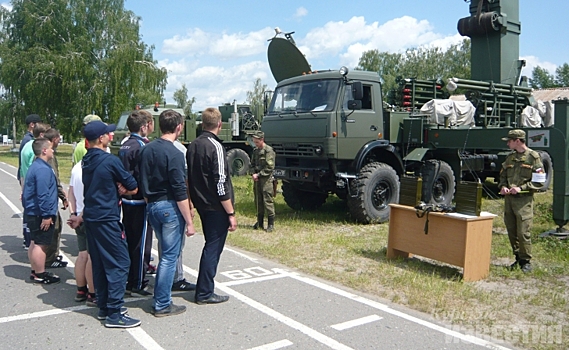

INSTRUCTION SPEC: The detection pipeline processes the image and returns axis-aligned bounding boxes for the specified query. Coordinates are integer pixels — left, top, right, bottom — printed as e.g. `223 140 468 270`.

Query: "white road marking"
331 315 382 331
0 298 146 324
272 268 511 350
224 247 259 262
247 339 293 350
128 327 165 350
220 272 287 286
0 166 17 179
0 162 17 169
0 191 22 216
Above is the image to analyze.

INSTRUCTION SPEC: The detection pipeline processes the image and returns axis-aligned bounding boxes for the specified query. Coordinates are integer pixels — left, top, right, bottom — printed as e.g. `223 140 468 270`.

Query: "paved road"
0 161 512 349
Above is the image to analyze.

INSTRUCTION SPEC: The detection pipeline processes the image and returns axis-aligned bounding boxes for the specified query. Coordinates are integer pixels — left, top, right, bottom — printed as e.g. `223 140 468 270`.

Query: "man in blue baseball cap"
81 120 141 328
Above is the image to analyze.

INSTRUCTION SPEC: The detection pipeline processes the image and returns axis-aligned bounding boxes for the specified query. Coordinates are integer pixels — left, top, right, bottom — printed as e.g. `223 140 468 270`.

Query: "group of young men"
19 107 237 329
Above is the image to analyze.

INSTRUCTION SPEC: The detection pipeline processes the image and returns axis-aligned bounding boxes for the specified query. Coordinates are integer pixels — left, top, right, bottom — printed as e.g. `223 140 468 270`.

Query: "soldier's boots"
509 254 520 270
519 260 532 273
253 215 264 230
266 216 275 232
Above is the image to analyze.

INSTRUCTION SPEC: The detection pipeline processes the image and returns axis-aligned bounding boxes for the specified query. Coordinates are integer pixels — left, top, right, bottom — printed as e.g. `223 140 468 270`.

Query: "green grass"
1 147 567 349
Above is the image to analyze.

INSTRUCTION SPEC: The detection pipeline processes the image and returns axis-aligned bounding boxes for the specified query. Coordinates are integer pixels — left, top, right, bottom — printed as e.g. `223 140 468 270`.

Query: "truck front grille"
272 143 315 157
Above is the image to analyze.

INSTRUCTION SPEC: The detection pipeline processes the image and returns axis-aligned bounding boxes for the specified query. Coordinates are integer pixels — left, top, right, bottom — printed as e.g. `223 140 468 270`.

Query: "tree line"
0 0 166 142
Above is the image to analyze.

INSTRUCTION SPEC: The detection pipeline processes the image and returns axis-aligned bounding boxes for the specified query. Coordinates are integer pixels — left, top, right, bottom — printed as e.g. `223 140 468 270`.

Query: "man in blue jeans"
139 109 196 317
187 107 237 305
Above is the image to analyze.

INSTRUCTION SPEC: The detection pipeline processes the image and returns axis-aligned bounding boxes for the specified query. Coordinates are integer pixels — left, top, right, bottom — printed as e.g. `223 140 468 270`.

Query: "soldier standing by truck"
498 129 545 273
251 131 276 232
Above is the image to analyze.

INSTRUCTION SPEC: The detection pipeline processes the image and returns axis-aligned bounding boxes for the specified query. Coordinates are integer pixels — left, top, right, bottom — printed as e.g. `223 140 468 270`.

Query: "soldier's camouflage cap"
252 131 264 139
83 114 102 125
501 129 525 141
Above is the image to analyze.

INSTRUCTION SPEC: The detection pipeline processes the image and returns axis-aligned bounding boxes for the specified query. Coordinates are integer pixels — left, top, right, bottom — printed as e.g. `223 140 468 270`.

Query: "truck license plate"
273 169 286 177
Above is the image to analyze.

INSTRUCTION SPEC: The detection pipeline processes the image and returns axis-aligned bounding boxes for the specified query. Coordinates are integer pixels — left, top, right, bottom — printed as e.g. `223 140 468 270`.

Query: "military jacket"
251 144 275 177
498 148 544 192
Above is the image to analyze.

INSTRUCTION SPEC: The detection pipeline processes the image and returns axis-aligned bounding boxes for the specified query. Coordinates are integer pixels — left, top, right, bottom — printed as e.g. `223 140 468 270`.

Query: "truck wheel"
282 182 327 210
348 162 399 223
538 151 552 191
422 160 455 206
227 148 250 176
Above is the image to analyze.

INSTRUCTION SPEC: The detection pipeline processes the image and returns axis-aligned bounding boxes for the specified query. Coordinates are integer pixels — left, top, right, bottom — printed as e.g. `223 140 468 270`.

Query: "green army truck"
261 0 569 228
111 101 260 176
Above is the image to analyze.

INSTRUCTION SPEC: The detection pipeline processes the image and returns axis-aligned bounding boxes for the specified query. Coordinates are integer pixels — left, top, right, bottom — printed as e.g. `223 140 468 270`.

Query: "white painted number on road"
221 266 274 280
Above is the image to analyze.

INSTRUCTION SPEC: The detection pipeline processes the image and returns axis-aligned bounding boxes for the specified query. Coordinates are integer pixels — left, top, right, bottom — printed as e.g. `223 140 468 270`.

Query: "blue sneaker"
97 307 128 320
104 314 141 328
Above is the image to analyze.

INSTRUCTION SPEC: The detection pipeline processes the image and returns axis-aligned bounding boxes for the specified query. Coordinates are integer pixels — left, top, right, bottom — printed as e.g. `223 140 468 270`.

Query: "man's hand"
61 198 69 210
509 186 522 195
40 218 53 231
185 222 196 237
117 183 127 195
499 187 510 196
228 215 237 232
252 173 259 182
67 215 83 229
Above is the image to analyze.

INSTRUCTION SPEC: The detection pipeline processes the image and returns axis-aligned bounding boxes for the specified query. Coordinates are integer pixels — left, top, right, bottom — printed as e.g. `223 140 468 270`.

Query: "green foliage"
246 78 267 119
531 66 557 89
0 0 167 142
172 84 196 117
555 63 569 87
355 39 471 99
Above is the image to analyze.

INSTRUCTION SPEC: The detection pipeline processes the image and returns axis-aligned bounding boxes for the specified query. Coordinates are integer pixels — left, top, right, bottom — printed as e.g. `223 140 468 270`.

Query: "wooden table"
386 204 495 281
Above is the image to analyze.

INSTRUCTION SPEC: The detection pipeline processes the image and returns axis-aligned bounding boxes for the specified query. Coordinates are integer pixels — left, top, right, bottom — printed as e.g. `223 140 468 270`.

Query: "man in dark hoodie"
81 121 140 328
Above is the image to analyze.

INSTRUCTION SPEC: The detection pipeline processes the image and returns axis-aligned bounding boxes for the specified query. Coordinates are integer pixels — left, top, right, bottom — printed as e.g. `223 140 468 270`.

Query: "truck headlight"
314 145 323 155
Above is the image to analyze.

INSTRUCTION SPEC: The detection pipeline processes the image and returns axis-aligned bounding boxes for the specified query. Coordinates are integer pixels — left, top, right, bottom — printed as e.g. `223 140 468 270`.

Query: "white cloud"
294 7 308 19
520 55 557 78
1 2 12 11
162 27 274 59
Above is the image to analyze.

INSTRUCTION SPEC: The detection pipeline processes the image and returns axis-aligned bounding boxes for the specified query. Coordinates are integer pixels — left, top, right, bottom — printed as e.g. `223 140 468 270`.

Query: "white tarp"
521 105 543 128
420 99 476 126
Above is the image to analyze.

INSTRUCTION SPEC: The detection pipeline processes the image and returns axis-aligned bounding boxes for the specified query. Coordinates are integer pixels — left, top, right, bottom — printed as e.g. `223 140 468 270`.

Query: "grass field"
1 144 567 349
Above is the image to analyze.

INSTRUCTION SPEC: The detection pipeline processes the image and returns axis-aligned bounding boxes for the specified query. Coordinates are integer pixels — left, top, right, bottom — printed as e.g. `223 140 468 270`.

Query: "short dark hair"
44 128 60 143
201 108 221 131
32 138 50 156
158 109 183 134
139 110 153 124
32 123 50 138
127 110 148 133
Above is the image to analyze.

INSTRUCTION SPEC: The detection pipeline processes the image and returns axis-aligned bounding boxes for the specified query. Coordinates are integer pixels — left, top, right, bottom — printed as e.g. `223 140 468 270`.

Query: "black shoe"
172 279 196 291
509 260 520 270
195 293 229 305
153 303 186 317
131 287 152 296
32 271 60 284
45 255 68 268
520 261 532 273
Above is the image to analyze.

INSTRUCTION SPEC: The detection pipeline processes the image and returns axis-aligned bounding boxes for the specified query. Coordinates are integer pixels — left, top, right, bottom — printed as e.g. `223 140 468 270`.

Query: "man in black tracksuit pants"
82 121 140 328
187 107 237 305
119 110 152 295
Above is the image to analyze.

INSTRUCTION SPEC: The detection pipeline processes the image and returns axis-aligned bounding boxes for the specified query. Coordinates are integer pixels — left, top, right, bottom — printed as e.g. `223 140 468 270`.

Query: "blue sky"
11 1 569 113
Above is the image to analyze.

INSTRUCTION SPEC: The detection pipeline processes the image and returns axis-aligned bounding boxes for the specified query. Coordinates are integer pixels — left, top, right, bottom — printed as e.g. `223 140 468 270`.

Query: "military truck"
261 0 569 228
111 101 260 176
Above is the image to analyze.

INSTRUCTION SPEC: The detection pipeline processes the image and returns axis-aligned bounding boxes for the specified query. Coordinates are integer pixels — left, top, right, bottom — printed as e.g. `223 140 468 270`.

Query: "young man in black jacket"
187 107 237 305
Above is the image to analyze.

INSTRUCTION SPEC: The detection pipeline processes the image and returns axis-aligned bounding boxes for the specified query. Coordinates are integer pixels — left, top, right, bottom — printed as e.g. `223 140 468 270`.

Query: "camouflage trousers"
254 177 275 217
504 195 533 261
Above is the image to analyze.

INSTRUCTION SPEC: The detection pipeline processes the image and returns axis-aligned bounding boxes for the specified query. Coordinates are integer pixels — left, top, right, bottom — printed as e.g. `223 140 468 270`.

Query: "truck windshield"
268 79 340 114
116 112 129 131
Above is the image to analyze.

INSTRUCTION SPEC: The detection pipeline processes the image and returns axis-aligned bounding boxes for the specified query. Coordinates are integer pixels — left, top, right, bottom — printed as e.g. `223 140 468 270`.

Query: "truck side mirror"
347 100 362 110
351 81 363 100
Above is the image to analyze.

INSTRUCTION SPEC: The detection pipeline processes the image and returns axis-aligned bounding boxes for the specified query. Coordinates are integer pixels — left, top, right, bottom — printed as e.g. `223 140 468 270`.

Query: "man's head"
44 128 61 150
252 130 265 148
32 137 53 161
201 108 222 132
140 110 155 135
127 110 149 135
84 121 116 148
158 109 183 136
25 114 42 131
502 129 526 150
83 114 102 125
32 122 50 138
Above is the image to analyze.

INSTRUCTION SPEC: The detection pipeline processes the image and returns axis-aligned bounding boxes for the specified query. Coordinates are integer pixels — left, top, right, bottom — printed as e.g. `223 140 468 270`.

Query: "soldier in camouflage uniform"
251 131 276 232
498 129 545 273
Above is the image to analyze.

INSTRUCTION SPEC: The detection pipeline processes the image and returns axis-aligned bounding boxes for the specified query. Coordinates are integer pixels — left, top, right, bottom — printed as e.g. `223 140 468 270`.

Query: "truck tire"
227 148 250 176
282 182 327 211
421 160 455 206
348 162 399 224
538 151 552 191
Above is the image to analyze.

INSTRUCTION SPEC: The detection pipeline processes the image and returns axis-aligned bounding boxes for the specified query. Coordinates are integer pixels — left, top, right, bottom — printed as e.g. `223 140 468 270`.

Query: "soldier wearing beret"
250 131 276 232
498 129 545 273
